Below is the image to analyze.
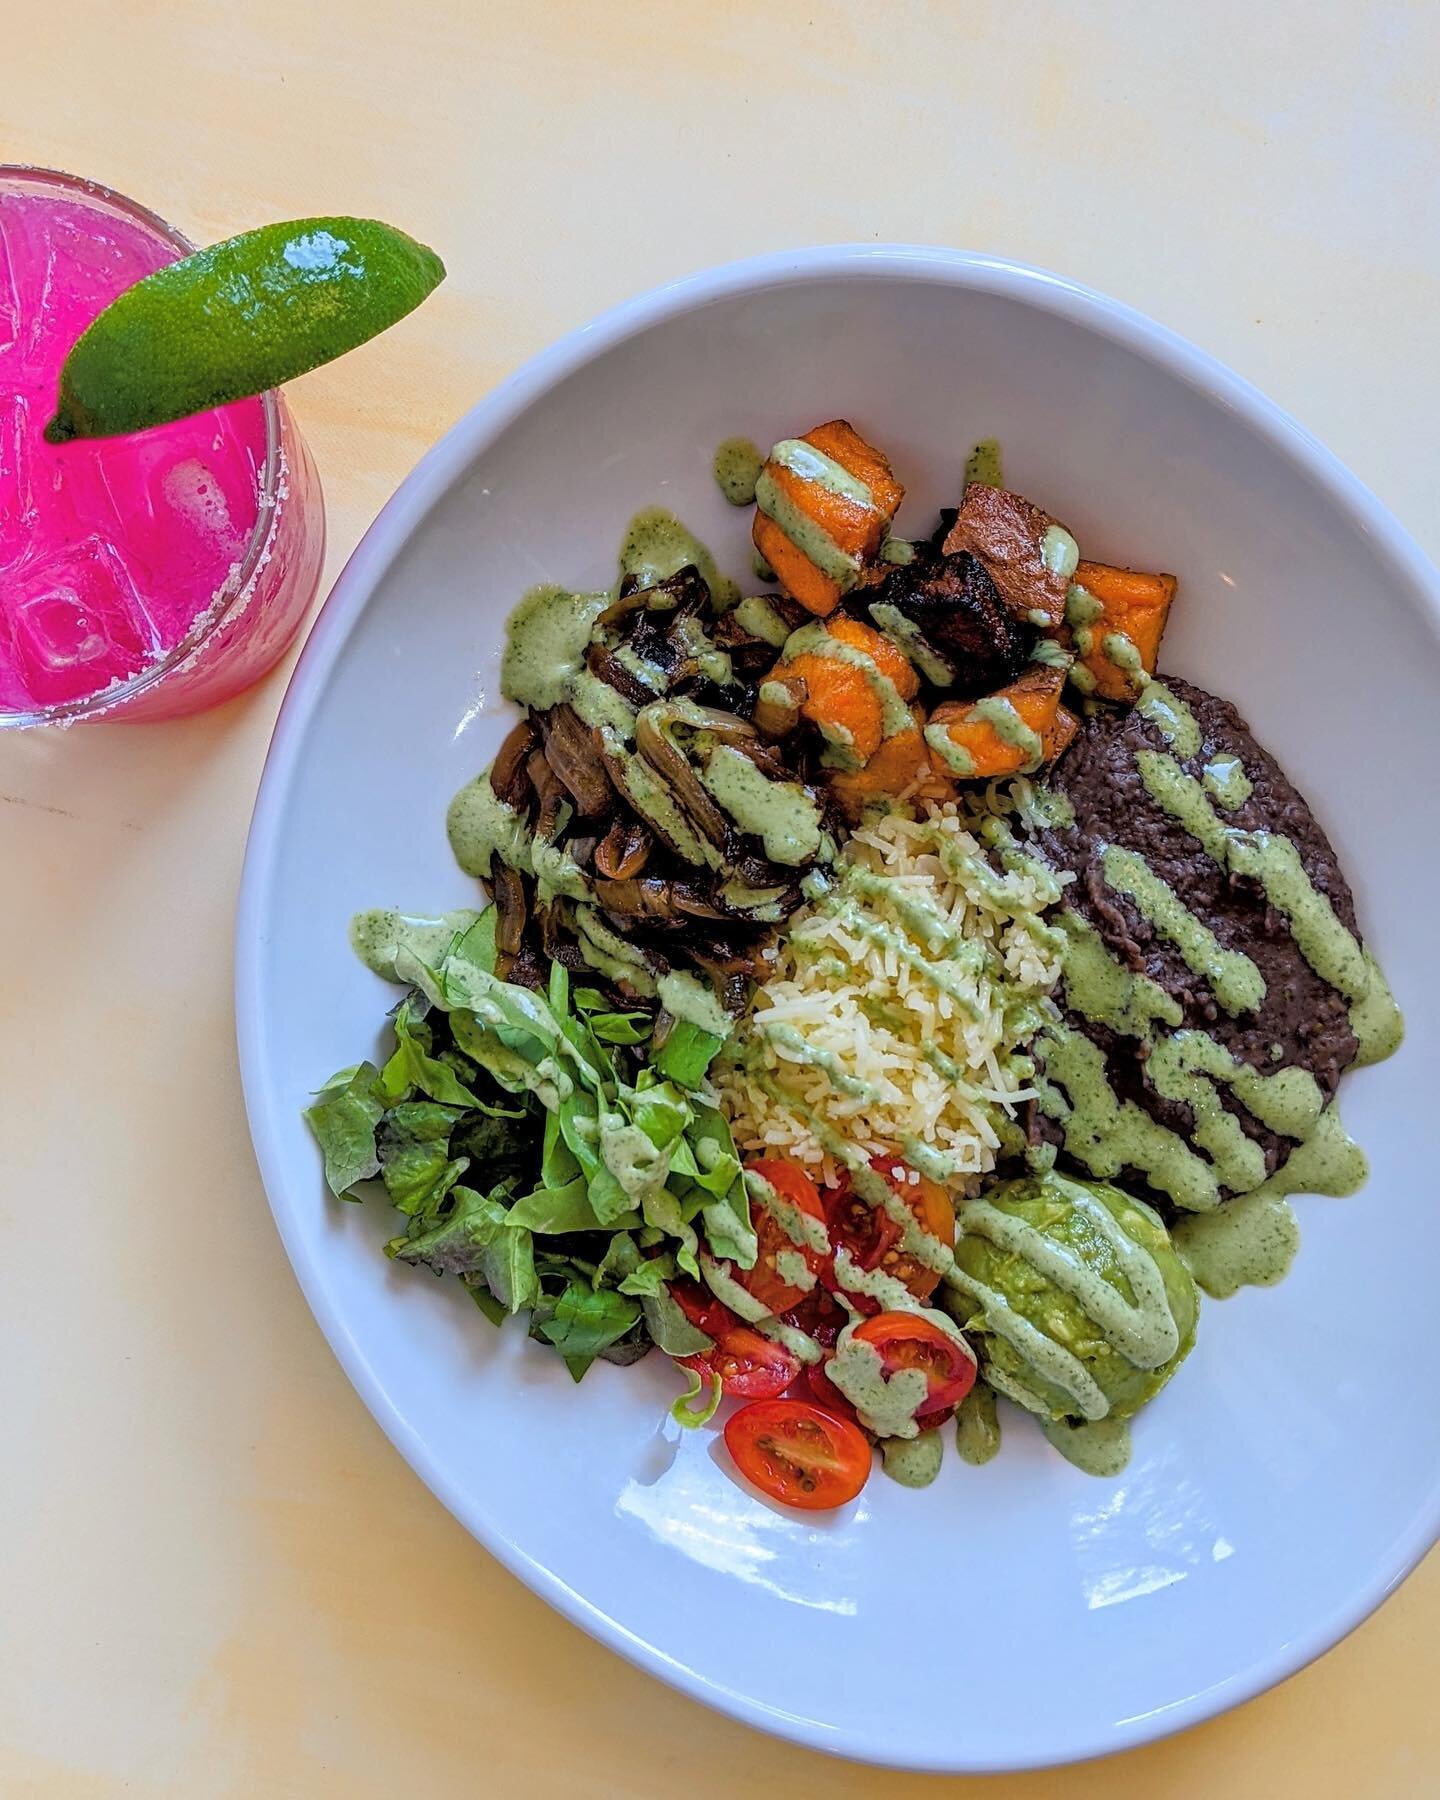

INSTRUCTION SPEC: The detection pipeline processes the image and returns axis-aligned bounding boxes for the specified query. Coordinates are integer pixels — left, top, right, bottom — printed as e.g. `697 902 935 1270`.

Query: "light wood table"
3 4 1436 1794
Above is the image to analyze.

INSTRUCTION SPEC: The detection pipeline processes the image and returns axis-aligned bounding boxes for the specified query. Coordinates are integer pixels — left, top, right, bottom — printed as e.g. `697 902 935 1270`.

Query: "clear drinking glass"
0 166 326 726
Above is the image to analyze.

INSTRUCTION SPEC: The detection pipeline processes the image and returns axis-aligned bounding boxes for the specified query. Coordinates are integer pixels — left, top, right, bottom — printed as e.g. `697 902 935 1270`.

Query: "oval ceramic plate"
237 248 1440 1772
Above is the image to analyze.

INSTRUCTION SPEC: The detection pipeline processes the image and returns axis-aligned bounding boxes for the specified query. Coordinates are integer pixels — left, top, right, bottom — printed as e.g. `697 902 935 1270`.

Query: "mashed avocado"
946 1171 1198 1424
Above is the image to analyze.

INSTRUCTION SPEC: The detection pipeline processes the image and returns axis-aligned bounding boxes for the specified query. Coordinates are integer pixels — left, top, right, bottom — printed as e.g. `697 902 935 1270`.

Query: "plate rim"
235 243 1440 1773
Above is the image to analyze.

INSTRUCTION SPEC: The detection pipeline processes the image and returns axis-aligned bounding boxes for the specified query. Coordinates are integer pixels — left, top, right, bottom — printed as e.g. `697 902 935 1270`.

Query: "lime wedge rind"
46 216 445 442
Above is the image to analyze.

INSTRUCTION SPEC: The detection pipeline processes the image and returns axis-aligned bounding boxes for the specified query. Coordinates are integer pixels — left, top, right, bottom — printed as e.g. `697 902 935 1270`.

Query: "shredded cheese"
715 797 1066 1185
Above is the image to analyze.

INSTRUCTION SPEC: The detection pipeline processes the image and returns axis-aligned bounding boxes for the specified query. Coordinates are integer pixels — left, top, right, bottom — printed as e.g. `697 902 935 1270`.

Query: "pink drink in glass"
0 168 324 725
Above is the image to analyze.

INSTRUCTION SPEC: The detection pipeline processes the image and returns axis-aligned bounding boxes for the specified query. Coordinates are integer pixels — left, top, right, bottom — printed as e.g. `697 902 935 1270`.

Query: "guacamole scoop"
947 1172 1199 1424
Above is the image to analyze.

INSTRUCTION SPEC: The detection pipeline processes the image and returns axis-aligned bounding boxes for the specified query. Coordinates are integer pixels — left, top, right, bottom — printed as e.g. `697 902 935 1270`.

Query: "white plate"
237 247 1440 1772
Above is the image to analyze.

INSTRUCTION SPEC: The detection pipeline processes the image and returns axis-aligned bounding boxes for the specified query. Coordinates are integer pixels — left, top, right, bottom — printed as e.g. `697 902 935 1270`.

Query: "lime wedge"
46 217 445 442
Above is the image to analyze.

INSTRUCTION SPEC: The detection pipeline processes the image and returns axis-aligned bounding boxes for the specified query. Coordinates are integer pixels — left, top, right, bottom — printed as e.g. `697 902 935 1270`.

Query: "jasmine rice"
715 797 1068 1185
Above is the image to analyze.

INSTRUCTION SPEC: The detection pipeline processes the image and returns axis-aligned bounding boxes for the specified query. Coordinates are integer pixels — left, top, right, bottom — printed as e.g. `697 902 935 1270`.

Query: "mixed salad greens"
308 908 756 1405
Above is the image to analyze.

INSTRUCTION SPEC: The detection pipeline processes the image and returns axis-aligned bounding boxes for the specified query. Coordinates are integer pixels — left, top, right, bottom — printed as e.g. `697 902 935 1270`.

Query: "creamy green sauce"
882 1429 945 1488
1203 753 1252 810
963 437 1004 489
963 696 1043 772
599 1109 670 1205
1065 584 1104 627
619 506 739 607
698 1254 825 1363
1055 910 1182 1035
879 536 916 566
1031 638 1073 671
613 641 667 692
1040 995 1326 1215
1040 525 1080 581
955 1382 1001 1465
1017 784 1075 831
349 907 481 981
1135 679 1202 757
1172 1190 1299 1299
1068 662 1097 696
447 778 533 879
657 969 730 1035
1101 843 1266 1016
499 583 635 737
752 549 776 583
868 601 955 686
1245 1102 1369 1199
444 777 587 904
733 595 792 647
574 905 658 995
760 1021 875 1100
769 437 876 509
774 1248 817 1292
1350 954 1405 1065
699 742 823 866
1101 631 1145 677
924 721 976 776
712 436 764 506
1037 1023 1236 1212
829 1331 932 1438
819 892 986 1017
719 878 788 921
671 614 734 687
1134 747 1403 1063
1040 1415 1132 1477
745 1170 831 1255
1032 676 1398 1220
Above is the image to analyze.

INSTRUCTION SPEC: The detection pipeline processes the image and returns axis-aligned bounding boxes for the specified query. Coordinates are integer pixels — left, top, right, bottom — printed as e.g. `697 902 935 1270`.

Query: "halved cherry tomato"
734 1159 829 1314
669 1277 737 1339
670 1278 800 1398
782 1284 849 1350
678 1326 799 1400
826 1156 955 1307
724 1399 872 1511
853 1311 977 1416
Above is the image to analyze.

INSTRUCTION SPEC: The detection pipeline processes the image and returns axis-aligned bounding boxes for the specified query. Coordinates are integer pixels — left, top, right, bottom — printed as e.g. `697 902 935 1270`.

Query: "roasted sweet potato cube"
1068 560 1176 701
925 664 1067 779
753 420 904 616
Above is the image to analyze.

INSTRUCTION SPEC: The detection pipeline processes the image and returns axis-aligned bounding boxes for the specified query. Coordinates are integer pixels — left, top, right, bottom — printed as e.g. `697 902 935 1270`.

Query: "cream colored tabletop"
3 4 1437 1795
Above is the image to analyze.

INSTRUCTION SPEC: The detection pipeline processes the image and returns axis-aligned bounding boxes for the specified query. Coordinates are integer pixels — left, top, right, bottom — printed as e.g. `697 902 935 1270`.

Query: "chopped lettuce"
306 904 756 1383
654 1021 726 1089
306 1063 385 1196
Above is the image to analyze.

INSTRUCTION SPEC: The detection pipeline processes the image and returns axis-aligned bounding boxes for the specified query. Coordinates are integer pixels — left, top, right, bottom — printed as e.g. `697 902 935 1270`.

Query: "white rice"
715 795 1066 1185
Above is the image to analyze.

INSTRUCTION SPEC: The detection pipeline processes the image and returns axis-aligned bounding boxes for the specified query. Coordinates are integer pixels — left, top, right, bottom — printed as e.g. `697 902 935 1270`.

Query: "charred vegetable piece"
634 703 733 848
490 717 538 810
1067 559 1176 700
827 704 953 820
753 420 904 617
592 877 732 924
593 816 653 880
769 616 919 766
525 747 567 838
875 549 1031 697
537 705 614 818
492 862 529 958
943 483 1079 628
925 663 1067 779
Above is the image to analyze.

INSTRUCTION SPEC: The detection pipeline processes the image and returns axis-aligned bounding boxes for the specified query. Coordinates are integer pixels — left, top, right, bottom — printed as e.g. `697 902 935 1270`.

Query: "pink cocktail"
0 168 324 724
